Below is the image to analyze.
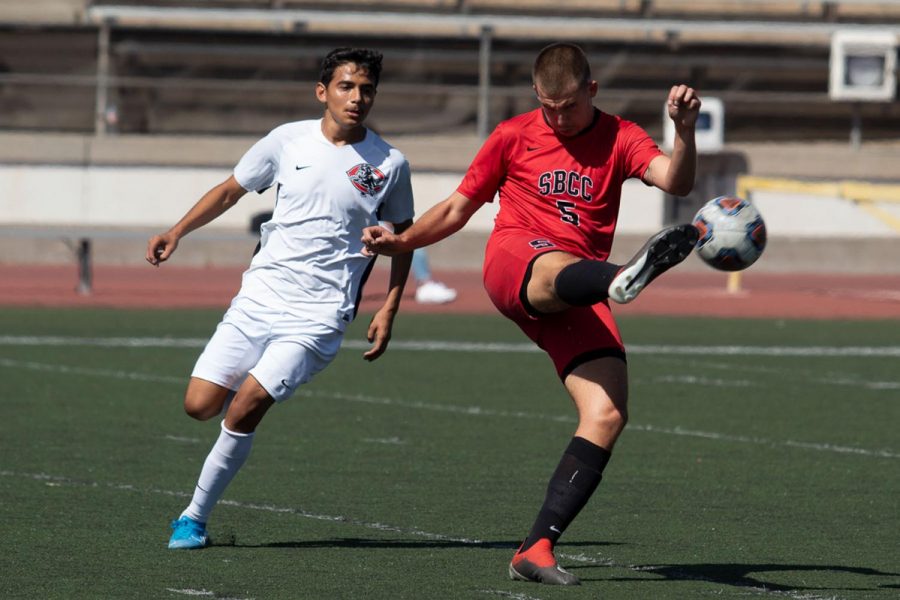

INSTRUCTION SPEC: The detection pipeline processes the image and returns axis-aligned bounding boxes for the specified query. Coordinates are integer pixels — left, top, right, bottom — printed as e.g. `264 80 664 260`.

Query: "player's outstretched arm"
644 84 701 197
364 219 414 361
361 191 481 257
146 175 248 266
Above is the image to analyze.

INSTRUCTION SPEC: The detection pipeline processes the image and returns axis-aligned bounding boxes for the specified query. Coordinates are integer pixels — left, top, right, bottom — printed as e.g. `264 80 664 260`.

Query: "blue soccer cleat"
168 515 209 549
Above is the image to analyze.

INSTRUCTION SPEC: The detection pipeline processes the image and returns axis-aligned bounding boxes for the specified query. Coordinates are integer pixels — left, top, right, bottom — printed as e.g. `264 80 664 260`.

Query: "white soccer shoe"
415 280 458 304
608 224 699 304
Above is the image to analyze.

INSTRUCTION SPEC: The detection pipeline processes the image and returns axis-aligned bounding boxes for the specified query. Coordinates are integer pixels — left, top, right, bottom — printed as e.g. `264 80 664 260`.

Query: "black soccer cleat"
608 224 699 304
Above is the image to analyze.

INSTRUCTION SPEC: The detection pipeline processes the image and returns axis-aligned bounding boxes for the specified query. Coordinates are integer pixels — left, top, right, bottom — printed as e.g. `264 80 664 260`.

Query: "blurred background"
0 0 898 296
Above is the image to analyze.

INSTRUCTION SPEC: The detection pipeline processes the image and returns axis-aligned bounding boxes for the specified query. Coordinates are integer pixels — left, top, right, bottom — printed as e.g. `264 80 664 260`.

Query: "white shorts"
191 296 344 402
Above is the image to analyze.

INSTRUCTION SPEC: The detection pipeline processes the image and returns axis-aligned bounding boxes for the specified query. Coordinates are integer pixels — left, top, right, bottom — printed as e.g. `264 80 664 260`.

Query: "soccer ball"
692 196 767 271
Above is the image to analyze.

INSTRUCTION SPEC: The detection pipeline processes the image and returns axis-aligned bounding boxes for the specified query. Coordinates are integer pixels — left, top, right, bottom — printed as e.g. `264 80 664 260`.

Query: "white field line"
653 374 757 387
0 469 847 600
2 335 900 357
0 357 184 384
0 336 211 348
165 588 253 600
6 335 899 392
623 344 900 358
303 389 900 460
656 356 900 391
362 436 406 445
5 335 900 390
164 435 202 444
1 357 897 460
820 376 900 390
476 590 544 600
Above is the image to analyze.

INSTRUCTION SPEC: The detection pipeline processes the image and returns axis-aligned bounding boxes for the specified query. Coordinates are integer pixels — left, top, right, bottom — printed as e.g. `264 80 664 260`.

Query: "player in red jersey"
361 43 701 585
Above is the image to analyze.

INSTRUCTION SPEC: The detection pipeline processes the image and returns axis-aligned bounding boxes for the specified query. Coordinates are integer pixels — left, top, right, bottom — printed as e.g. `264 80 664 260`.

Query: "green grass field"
1 307 898 599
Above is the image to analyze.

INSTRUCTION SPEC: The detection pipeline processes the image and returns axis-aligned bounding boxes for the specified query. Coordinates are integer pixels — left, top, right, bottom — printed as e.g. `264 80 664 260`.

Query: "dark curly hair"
319 48 384 88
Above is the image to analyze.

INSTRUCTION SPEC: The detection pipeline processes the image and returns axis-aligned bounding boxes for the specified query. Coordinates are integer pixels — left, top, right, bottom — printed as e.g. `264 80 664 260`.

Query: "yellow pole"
726 271 743 294
727 178 754 294
728 174 900 295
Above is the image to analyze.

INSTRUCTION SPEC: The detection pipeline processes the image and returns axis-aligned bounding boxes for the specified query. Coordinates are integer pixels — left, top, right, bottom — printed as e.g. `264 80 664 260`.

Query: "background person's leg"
413 248 457 304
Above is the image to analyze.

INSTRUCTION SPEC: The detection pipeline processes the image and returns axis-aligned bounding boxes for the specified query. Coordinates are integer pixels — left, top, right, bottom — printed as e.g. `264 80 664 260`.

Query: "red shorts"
483 229 626 379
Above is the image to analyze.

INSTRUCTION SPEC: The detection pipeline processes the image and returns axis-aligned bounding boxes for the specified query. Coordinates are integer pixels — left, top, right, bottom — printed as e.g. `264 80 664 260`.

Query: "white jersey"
232 119 414 331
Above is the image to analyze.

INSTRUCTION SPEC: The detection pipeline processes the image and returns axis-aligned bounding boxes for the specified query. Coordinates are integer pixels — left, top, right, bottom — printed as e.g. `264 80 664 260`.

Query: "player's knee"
602 404 628 433
583 402 628 436
183 391 219 421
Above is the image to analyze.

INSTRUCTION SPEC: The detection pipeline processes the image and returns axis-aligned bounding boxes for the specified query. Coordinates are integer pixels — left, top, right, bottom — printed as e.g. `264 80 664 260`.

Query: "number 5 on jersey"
556 200 579 226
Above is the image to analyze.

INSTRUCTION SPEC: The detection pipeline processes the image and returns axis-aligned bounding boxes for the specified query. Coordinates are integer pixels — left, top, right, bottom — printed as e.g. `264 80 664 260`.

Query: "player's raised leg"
525 225 698 314
509 356 627 585
607 224 699 304
526 251 621 314
168 376 274 549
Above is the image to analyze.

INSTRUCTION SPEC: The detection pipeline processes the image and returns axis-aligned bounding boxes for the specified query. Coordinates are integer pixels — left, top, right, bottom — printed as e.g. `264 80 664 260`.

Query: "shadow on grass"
218 537 898 594
223 537 622 551
581 562 900 594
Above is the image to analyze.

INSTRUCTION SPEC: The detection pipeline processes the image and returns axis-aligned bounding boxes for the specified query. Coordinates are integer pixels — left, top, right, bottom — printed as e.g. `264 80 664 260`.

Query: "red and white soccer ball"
692 196 767 271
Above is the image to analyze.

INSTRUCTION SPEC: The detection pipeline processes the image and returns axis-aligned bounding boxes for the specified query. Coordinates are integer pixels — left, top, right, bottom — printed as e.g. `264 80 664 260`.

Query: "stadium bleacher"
0 0 897 277
71 0 900 21
7 0 900 20
0 0 897 151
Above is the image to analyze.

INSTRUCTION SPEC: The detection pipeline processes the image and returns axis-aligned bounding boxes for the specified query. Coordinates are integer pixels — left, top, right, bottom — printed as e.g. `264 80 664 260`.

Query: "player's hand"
361 225 403 257
363 309 394 361
146 232 179 266
666 84 701 129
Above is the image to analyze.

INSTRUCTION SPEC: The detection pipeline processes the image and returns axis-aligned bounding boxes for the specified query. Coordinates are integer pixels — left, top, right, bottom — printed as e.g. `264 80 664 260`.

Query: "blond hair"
532 43 591 95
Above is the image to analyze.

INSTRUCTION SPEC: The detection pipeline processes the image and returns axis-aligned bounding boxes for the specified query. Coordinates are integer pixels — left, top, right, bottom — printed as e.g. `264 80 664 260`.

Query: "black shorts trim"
518 250 562 318
560 348 627 380
352 256 378 319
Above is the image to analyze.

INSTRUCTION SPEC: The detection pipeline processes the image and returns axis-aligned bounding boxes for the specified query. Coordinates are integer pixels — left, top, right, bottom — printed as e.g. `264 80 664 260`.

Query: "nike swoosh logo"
549 525 561 533
281 378 292 388
295 165 310 170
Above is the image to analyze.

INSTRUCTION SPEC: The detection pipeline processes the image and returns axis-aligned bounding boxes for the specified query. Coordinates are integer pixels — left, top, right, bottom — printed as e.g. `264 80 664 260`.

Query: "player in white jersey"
145 48 415 549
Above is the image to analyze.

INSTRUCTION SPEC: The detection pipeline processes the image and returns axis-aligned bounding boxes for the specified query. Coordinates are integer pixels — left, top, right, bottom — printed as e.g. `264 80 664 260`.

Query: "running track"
1 264 898 319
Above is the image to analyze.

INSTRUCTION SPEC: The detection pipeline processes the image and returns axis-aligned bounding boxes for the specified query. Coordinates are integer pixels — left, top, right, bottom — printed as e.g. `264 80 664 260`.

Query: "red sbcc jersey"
458 108 662 261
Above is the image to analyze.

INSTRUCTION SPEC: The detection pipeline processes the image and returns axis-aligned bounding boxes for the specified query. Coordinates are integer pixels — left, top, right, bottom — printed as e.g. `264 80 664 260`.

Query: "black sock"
554 260 621 306
520 436 612 552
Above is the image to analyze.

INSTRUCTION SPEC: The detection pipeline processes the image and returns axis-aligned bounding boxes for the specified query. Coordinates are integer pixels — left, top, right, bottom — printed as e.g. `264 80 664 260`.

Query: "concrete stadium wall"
7 162 896 237
0 164 665 233
0 161 897 273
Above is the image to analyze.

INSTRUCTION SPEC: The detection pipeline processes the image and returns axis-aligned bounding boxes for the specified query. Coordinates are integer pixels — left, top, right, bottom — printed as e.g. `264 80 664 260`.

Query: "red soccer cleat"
508 538 580 585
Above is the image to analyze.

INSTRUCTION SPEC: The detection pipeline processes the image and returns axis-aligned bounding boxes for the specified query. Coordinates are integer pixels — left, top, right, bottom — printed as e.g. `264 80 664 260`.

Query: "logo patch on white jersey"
346 163 386 196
